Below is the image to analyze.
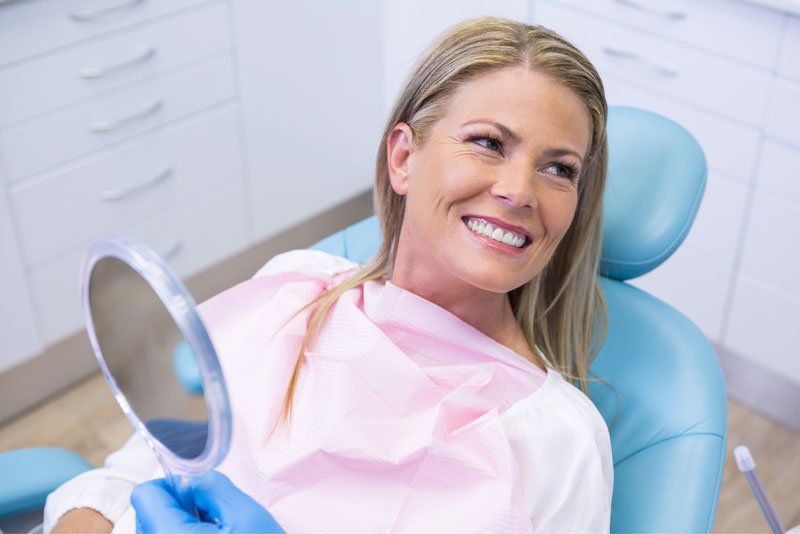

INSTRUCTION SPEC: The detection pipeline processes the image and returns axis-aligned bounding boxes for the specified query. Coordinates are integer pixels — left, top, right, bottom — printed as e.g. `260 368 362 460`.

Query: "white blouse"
44 250 613 533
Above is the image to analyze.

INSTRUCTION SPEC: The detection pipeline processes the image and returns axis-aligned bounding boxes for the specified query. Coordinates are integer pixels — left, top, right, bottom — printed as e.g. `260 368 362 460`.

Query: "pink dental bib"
198 251 548 533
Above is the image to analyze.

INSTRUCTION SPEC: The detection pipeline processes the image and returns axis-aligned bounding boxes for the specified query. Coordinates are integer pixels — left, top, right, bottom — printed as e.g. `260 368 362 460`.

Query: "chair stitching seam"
613 430 724 467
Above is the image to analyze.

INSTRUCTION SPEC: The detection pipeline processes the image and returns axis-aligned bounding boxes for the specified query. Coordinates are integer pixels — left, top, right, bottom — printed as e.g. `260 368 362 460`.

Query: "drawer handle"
612 0 687 21
160 240 184 261
88 99 163 133
78 47 156 79
602 46 678 78
70 0 146 21
101 166 173 201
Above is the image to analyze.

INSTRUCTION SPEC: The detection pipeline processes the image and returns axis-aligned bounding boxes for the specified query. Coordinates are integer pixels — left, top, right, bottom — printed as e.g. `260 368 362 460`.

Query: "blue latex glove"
131 471 284 533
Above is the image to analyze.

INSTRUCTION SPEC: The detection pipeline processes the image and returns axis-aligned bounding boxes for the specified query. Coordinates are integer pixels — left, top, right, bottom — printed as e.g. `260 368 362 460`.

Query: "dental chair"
0 107 726 533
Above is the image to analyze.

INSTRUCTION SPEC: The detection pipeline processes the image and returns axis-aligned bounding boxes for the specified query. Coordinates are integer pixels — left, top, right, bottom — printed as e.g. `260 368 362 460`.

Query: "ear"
386 123 415 196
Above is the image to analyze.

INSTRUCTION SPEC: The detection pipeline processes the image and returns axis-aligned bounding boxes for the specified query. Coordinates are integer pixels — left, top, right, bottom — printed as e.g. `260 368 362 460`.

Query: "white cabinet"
764 78 800 147
232 0 384 243
0 0 388 381
0 2 232 129
0 0 249 374
0 0 210 67
382 0 529 112
0 183 42 374
550 0 783 67
777 15 800 80
12 106 242 267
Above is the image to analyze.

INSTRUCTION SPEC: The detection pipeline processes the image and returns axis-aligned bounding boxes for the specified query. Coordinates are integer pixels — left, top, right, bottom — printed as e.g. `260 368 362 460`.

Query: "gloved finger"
191 471 283 532
131 478 214 534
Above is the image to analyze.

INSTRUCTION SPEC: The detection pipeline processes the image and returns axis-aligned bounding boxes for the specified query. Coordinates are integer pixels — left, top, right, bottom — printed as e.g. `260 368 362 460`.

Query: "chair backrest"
310 107 727 533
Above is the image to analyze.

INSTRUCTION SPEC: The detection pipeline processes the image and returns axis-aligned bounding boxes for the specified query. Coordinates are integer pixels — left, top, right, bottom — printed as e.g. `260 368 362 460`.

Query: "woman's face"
388 66 591 296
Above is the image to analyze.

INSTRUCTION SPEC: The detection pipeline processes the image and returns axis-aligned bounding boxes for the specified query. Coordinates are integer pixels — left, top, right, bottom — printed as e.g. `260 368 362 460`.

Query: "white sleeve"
501 371 613 533
43 432 162 534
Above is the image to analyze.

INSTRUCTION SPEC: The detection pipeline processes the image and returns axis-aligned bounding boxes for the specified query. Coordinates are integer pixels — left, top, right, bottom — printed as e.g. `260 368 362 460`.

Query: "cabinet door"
0 181 42 372
232 0 384 243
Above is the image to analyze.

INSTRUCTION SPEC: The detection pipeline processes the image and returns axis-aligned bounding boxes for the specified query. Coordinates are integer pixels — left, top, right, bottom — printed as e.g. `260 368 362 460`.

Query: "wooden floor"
1 371 798 532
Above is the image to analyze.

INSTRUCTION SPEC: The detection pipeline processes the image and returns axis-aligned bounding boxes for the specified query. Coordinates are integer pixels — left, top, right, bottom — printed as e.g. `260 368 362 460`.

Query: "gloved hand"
131 471 285 533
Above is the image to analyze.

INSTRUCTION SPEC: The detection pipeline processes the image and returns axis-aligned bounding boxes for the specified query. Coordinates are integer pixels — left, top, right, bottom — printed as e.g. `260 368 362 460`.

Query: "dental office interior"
0 0 799 532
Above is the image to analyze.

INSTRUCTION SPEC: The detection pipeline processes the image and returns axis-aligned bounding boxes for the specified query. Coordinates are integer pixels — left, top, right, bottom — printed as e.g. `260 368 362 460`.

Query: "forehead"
442 67 591 153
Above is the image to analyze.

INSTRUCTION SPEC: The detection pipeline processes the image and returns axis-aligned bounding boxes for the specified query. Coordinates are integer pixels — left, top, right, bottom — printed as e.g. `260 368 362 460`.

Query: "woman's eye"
471 136 502 153
543 163 577 180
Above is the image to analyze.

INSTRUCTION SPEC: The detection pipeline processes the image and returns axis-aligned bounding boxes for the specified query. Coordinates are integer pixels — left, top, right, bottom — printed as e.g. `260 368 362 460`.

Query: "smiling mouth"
462 216 530 248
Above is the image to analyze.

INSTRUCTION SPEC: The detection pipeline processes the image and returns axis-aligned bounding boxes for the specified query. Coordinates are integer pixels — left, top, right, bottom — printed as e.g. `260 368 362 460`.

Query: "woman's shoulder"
504 369 610 442
252 249 361 280
501 370 614 531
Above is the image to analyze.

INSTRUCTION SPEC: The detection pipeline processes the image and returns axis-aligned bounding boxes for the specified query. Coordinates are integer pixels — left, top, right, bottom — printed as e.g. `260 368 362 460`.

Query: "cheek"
409 152 485 203
542 191 579 239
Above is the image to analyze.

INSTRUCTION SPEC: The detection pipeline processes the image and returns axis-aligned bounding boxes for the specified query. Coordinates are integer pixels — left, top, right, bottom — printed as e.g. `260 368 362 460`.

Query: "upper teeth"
465 217 526 248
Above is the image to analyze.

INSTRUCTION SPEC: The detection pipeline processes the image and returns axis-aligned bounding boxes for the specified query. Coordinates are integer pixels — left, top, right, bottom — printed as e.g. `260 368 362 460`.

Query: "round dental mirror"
80 234 231 491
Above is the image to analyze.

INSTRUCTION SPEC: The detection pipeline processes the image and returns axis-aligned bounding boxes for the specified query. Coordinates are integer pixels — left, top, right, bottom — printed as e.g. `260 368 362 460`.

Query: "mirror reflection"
88 256 208 460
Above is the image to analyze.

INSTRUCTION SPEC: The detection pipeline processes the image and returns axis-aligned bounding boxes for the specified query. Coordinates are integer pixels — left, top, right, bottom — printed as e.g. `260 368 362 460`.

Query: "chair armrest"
0 447 93 519
610 433 726 533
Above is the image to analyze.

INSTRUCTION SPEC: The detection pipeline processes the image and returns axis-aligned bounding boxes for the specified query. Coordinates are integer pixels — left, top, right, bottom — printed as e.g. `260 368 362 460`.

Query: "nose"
489 159 537 210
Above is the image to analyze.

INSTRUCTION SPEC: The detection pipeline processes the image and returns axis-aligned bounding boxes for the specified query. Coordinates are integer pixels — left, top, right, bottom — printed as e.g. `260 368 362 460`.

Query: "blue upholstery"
602 107 707 281
0 107 725 532
173 340 204 395
309 107 727 532
0 448 92 519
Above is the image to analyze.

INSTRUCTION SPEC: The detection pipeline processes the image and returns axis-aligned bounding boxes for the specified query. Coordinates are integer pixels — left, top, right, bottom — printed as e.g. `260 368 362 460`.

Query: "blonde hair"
280 17 608 420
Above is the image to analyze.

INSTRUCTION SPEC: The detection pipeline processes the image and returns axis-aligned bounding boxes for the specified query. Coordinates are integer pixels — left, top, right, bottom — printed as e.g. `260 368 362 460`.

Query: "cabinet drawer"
0 0 212 67
28 178 249 345
11 104 242 266
756 140 800 202
2 53 236 183
739 188 800 295
764 78 800 147
681 171 749 265
0 1 230 128
603 77 761 182
629 245 732 342
777 15 800 81
725 274 800 385
541 0 783 68
534 2 772 127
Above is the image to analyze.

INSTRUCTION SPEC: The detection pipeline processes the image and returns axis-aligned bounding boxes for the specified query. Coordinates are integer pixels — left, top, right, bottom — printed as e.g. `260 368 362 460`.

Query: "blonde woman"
47 17 612 534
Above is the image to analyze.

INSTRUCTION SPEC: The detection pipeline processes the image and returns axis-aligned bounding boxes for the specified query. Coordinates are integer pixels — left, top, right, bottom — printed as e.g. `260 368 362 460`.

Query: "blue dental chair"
0 107 726 533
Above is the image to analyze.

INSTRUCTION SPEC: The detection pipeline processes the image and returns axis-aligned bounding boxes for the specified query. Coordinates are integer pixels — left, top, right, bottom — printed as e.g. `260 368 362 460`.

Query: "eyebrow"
462 119 521 144
544 148 585 165
462 119 585 164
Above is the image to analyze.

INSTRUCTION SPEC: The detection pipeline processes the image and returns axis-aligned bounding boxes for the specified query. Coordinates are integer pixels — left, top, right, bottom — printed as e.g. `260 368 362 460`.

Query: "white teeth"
464 217 526 248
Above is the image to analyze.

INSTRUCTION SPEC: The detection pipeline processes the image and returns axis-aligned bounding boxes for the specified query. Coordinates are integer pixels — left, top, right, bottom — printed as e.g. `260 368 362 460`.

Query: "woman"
46 16 611 533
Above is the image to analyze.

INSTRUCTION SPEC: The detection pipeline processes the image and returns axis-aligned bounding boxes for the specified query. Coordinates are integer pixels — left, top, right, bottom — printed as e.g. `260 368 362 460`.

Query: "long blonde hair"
280 17 608 420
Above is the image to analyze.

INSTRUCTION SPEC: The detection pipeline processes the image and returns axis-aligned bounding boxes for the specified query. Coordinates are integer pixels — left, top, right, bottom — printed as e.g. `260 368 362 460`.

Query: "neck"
390 263 520 348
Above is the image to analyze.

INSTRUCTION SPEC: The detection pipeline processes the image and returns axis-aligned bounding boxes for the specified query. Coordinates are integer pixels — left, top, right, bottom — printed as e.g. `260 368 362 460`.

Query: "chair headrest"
600 107 707 281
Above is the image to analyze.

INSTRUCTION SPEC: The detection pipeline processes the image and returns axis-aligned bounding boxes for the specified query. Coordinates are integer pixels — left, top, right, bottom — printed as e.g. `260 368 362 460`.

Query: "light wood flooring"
1 371 798 533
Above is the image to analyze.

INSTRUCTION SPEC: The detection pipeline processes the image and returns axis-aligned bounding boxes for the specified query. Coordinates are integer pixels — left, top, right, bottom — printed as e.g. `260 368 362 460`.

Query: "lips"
461 215 532 242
